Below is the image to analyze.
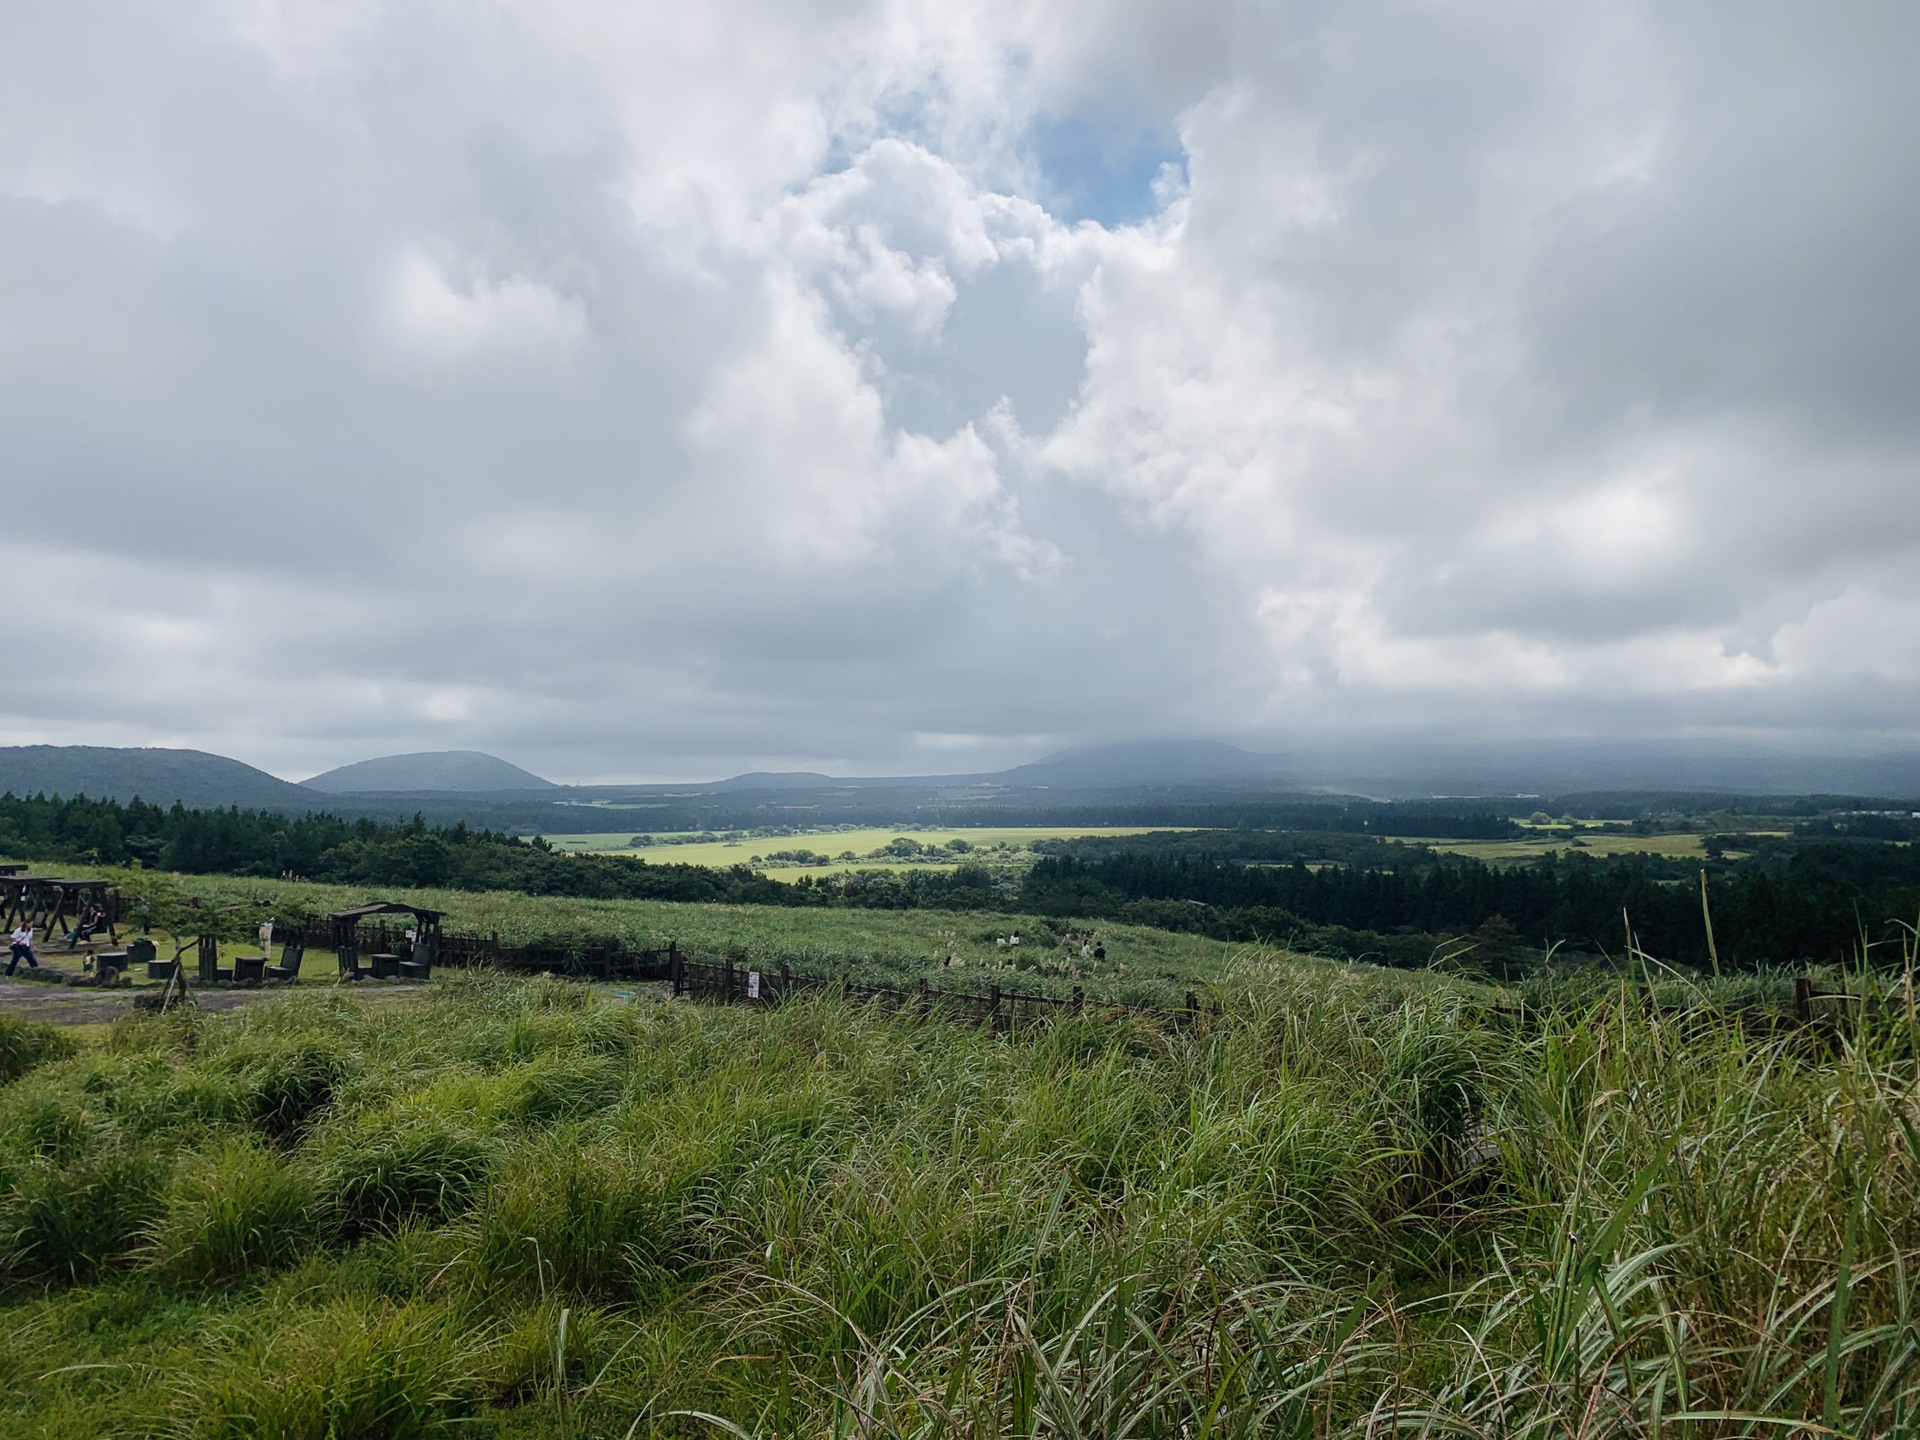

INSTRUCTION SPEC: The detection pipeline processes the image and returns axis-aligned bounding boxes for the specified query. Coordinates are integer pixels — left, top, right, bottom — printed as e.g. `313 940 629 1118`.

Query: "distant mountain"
0 745 317 808
709 771 840 792
304 750 554 794
1002 740 1294 787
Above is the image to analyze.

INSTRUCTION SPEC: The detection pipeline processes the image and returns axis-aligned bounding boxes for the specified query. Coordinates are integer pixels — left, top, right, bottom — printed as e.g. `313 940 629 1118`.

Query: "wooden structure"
330 902 443 981
0 876 117 944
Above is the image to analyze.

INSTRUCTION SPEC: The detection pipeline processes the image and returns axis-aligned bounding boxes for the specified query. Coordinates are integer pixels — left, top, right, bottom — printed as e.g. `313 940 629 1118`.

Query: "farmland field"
543 825 1186 880
1411 830 1713 862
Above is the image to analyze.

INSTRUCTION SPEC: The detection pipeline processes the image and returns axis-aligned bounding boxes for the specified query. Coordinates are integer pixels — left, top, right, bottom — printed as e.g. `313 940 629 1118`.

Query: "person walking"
7 923 38 976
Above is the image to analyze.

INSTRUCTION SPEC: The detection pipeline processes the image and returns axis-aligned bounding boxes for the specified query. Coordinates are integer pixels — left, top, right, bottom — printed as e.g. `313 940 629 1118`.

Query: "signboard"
747 970 761 1000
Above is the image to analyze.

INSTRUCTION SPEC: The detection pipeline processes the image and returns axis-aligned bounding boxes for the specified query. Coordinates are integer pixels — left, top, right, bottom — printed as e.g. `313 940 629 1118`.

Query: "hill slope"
304 750 554 793
0 745 316 808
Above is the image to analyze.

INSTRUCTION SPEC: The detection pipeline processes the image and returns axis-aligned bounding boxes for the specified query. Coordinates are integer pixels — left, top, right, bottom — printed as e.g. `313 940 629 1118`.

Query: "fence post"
668 941 682 995
1072 985 1084 1015
990 984 1001 1030
1794 977 1812 1023
724 956 734 1004
1186 990 1198 1022
918 977 930 1021
780 962 791 1005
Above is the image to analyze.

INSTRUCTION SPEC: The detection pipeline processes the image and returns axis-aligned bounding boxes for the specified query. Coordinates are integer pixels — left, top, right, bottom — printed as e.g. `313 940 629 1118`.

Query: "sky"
1 0 1915 784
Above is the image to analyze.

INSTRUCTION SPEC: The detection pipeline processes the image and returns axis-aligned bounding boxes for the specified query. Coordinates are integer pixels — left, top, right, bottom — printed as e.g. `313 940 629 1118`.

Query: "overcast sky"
2 1 1915 783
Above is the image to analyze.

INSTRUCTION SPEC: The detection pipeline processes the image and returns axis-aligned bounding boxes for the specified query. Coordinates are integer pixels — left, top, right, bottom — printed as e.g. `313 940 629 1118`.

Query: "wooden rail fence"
138 909 1910 1039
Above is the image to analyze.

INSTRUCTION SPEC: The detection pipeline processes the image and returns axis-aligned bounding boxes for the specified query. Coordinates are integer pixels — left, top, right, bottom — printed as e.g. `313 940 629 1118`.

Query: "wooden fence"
664 951 1220 1030
177 909 1906 1039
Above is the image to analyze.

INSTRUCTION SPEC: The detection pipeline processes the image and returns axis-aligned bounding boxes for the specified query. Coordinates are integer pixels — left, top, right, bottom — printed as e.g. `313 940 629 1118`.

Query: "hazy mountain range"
2 740 1917 821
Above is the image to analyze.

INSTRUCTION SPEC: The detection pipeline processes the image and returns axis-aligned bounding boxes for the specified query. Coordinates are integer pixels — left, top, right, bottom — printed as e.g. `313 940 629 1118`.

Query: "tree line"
4 791 1914 971
1016 846 1920 971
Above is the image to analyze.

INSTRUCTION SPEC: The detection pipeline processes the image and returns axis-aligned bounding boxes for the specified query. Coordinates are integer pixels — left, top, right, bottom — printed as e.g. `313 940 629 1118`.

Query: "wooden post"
1794 977 1812 1023
918 977 930 1020
724 956 734 1003
670 941 683 996
780 962 791 1005
198 934 220 985
989 983 1001 1030
1072 985 1084 1014
1186 990 1198 1021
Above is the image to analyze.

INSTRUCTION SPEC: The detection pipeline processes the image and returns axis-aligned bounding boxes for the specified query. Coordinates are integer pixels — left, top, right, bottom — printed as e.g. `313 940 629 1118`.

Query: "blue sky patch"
1023 115 1184 227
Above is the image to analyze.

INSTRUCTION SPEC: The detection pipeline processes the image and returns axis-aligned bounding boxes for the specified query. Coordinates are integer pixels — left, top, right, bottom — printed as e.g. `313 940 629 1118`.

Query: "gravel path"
0 971 431 1026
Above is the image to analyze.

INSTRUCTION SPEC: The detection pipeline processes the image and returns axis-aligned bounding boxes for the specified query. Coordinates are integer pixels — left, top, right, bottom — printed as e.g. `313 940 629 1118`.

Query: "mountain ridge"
0 745 316 809
304 750 554 794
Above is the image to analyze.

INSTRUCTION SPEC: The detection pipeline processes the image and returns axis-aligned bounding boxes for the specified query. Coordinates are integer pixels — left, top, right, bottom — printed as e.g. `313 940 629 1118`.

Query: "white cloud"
388 247 585 360
0 0 1913 779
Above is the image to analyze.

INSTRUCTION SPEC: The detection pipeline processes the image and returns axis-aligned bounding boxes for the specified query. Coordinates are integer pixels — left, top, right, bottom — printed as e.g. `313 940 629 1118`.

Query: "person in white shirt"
7 924 37 976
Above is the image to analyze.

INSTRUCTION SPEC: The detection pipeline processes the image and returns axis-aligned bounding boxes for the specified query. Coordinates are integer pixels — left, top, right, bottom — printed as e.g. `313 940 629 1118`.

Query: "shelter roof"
329 901 445 922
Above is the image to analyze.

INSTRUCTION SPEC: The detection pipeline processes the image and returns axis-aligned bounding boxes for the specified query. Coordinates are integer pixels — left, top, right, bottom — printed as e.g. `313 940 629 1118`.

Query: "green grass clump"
0 955 1913 1435
146 1137 316 1285
316 1110 495 1240
0 1012 76 1085
187 1297 488 1440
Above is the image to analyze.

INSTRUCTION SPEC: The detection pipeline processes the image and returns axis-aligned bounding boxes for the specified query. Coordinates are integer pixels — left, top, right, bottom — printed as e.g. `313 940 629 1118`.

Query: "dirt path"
0 972 432 1027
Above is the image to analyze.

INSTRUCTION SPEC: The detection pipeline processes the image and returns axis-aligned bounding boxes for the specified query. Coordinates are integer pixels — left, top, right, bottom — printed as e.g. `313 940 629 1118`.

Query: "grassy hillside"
102 866 1272 1008
0 967 1911 1436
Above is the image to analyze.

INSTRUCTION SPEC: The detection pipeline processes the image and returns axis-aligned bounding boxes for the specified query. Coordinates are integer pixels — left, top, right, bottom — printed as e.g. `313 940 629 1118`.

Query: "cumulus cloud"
0 0 1913 780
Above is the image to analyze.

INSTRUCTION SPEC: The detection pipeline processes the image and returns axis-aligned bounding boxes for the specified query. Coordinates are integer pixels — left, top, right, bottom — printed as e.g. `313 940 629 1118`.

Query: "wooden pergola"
0 875 117 944
330 901 443 979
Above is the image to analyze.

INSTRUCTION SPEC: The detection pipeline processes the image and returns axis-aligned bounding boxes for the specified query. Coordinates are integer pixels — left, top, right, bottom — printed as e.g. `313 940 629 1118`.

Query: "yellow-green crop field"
1411 831 1716 862
542 825 1181 880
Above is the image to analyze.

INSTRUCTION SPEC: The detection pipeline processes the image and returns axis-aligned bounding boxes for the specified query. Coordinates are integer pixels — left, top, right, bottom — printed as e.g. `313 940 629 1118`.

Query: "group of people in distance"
4 903 110 977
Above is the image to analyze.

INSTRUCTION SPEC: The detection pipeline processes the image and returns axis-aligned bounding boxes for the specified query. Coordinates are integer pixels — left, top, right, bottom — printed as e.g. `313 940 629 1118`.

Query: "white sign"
747 970 761 999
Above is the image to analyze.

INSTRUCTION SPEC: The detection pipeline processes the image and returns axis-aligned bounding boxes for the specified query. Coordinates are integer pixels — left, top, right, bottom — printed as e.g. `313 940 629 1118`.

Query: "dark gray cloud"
0 0 1913 780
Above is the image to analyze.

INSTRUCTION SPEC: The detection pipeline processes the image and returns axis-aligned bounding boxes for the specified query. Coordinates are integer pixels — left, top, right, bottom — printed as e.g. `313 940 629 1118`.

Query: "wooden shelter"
330 901 443 980
0 875 117 943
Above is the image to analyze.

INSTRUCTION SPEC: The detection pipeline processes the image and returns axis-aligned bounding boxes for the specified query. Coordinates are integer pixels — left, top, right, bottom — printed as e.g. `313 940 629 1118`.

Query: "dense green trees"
1018 844 1920 970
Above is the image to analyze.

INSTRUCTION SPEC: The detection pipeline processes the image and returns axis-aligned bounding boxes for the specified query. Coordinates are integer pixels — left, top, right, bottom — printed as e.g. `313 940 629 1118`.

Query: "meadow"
1 956 1912 1437
100 867 1262 1008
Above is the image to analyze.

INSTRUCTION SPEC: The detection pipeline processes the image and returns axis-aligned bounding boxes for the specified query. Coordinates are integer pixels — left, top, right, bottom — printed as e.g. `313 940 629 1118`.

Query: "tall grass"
0 962 1913 1436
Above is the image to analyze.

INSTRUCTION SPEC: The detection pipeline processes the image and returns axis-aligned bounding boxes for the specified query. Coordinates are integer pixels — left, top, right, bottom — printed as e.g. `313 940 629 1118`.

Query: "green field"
543 826 1183 880
99 867 1264 1009
1 957 1911 1436
1413 830 1713 862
